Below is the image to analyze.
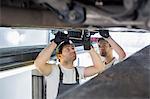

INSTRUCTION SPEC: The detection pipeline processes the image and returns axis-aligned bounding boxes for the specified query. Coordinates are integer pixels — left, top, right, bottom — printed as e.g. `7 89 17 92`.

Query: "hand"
99 30 110 38
53 31 69 45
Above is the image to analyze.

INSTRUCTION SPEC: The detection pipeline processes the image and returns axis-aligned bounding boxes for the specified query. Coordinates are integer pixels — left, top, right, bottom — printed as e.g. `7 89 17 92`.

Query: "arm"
84 47 105 77
34 41 57 76
106 36 126 60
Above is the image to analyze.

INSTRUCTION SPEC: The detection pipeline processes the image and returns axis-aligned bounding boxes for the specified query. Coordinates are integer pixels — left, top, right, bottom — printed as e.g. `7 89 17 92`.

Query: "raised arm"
34 31 69 76
84 47 105 77
99 30 126 60
106 36 126 60
34 41 57 76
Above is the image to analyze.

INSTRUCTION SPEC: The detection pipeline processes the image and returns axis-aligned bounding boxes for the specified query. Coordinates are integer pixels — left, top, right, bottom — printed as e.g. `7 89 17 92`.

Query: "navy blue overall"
57 65 79 97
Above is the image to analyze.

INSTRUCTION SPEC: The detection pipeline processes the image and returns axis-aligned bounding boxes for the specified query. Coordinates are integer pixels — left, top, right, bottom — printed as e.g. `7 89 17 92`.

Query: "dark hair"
56 41 71 54
98 38 111 47
98 38 107 42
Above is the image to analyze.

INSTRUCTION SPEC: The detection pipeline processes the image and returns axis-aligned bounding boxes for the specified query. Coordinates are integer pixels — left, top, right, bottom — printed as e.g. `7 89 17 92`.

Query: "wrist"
50 41 57 47
89 47 95 53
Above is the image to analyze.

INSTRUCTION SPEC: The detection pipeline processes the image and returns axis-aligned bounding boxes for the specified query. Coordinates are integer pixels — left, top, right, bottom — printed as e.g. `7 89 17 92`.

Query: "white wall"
0 71 32 99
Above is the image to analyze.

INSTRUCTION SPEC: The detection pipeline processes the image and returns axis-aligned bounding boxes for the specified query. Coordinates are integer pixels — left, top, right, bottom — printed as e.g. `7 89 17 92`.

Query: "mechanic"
34 31 105 99
98 30 126 69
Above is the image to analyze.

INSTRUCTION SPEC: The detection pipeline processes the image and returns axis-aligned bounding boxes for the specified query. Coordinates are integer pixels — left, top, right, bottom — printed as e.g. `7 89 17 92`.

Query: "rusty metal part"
0 6 82 28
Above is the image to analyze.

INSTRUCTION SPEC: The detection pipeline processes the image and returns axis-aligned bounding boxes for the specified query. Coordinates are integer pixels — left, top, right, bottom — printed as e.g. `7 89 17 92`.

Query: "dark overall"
57 65 79 97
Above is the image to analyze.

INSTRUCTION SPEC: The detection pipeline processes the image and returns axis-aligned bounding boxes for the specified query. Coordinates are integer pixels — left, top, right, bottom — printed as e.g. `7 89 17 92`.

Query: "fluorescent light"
19 34 26 42
64 30 68 34
7 30 20 45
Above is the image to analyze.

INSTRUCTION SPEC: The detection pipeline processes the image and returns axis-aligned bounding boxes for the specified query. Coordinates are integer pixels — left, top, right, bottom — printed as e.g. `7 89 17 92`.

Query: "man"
98 30 126 70
34 31 105 99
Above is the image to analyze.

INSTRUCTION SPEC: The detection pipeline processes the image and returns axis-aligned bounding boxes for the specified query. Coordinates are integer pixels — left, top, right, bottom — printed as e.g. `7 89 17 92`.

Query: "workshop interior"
0 0 150 99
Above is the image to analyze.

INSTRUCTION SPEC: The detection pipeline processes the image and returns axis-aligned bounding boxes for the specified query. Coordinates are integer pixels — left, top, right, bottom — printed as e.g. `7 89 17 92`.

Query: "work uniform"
57 65 79 96
45 64 85 99
104 57 123 70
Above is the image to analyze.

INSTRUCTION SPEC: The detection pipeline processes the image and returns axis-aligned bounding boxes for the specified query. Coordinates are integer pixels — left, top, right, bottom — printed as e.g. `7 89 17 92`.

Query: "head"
56 41 76 63
98 38 112 57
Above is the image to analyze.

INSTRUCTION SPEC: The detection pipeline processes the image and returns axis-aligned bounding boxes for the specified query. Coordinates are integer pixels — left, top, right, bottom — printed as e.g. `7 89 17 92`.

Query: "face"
98 40 111 57
59 44 76 62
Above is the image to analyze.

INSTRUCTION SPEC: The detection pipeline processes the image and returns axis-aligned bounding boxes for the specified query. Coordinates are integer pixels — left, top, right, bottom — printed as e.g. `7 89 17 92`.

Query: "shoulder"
45 64 59 77
105 58 116 69
76 66 85 79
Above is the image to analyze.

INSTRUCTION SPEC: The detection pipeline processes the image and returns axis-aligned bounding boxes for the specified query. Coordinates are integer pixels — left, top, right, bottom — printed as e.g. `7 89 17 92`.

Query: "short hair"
56 41 73 55
98 38 108 43
98 38 111 47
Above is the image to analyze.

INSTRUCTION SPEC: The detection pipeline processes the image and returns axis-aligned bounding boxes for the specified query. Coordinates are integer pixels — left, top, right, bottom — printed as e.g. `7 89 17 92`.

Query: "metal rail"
0 45 46 71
